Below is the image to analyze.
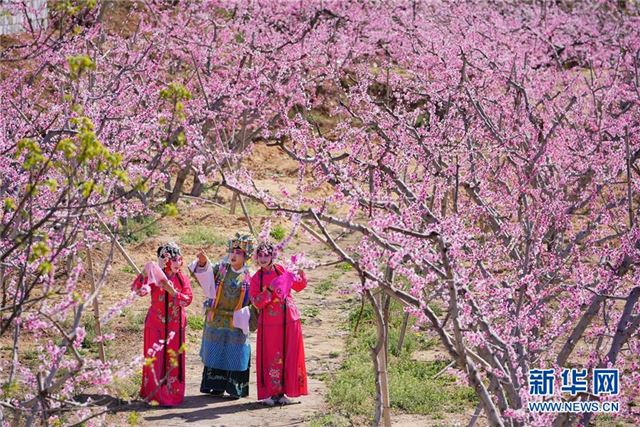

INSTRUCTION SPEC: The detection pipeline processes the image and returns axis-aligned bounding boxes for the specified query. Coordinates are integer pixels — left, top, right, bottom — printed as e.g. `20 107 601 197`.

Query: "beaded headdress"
228 233 254 259
157 242 182 267
255 240 276 258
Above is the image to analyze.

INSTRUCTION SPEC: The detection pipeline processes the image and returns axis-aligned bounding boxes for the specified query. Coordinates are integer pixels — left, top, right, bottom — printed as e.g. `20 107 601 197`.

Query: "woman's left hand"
160 279 177 296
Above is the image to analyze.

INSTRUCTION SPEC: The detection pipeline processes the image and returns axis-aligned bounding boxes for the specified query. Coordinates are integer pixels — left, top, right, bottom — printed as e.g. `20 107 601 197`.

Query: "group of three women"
130 232 308 407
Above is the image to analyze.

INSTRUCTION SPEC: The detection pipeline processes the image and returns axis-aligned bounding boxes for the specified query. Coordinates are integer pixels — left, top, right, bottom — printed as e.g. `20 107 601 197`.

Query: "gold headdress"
228 232 254 258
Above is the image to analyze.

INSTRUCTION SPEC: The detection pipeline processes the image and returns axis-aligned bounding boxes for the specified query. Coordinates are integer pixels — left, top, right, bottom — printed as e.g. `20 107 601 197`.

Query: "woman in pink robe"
249 241 308 406
131 242 193 406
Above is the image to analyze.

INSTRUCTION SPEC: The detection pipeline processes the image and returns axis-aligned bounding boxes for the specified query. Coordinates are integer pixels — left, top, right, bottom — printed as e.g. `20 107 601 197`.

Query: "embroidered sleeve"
292 269 307 292
131 274 149 296
189 258 216 298
242 283 250 308
175 273 193 307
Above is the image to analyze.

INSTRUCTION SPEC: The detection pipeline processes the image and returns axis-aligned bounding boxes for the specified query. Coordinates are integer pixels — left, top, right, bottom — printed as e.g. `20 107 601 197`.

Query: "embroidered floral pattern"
132 270 192 406
269 351 284 392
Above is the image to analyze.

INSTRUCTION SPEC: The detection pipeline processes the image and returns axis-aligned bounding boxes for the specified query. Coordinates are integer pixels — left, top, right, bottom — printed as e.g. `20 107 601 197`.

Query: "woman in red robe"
249 241 308 406
131 242 193 406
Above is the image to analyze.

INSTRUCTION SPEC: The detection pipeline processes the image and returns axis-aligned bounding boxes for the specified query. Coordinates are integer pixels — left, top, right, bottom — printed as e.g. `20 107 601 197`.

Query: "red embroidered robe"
131 270 192 406
249 265 308 400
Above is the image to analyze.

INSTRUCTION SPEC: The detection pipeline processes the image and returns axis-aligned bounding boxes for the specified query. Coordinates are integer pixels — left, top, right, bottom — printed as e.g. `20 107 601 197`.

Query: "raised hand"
160 279 177 297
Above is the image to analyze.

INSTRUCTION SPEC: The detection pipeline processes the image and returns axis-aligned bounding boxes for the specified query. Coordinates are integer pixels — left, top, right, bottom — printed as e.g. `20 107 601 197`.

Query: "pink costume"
131 267 192 406
249 265 308 400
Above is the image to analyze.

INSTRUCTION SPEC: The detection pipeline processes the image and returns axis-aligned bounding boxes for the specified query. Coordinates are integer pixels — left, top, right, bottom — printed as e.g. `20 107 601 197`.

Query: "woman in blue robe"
189 233 253 398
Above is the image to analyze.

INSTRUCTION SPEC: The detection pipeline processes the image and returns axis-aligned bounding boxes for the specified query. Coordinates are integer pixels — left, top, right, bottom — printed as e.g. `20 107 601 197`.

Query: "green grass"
243 200 268 216
187 315 204 331
180 226 226 246
80 317 99 352
127 411 141 426
110 371 142 401
121 264 137 274
1 381 20 399
306 413 350 427
326 299 476 422
269 224 286 241
123 310 146 333
302 306 320 318
314 278 335 295
335 262 353 272
315 272 342 295
301 306 320 324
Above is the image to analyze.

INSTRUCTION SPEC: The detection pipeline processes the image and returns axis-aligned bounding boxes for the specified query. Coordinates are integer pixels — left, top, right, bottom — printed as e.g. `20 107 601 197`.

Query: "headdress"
228 232 254 259
157 242 182 267
255 240 276 258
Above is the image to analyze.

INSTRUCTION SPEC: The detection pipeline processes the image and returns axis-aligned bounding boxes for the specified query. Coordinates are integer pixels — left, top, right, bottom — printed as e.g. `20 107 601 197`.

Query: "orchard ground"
76 144 480 426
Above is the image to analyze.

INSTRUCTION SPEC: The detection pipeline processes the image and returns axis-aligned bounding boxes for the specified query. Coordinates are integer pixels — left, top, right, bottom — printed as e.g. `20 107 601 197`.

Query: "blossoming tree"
216 1 640 426
1 1 638 426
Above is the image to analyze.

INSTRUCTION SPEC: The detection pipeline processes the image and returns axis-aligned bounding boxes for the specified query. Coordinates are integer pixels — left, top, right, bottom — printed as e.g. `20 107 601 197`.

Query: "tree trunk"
166 164 191 204
86 249 105 363
190 172 205 197
396 311 410 355
366 288 392 427
229 192 239 214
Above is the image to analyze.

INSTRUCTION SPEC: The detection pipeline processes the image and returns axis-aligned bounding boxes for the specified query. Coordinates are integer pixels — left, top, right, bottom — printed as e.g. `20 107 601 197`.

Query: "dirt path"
95 198 479 426
113 212 352 426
